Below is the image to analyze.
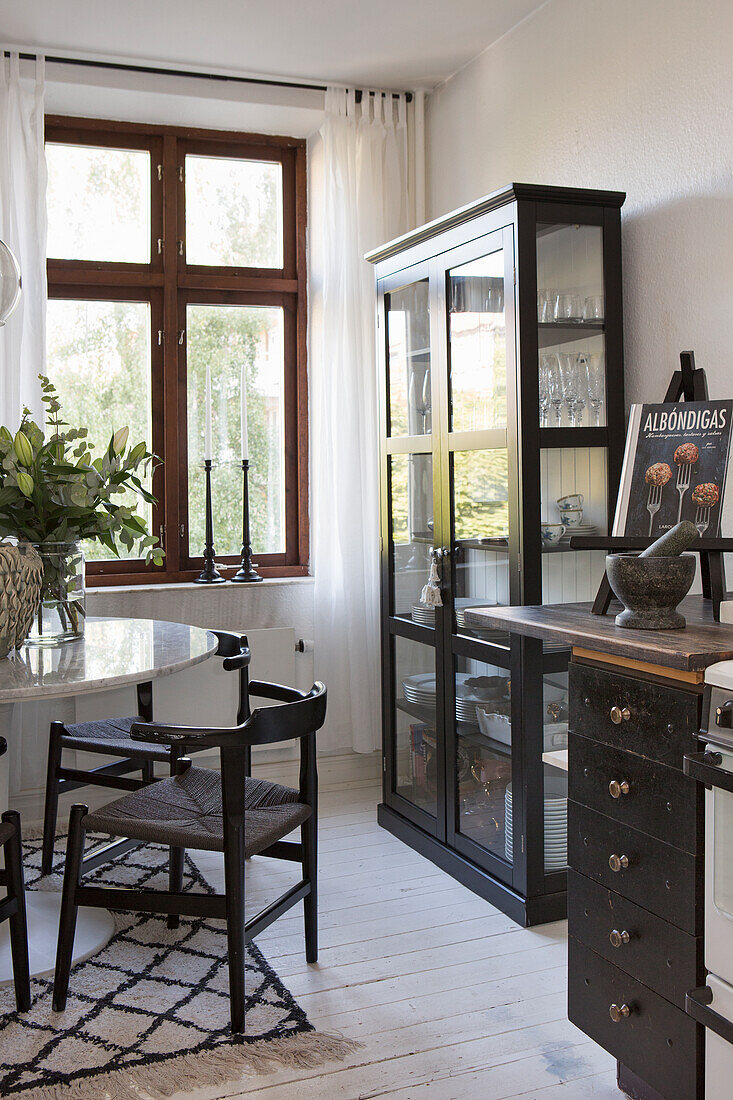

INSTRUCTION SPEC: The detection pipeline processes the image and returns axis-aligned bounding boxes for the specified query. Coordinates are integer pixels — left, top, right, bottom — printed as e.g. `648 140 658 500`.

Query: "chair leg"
2 811 30 1012
223 824 246 1033
52 804 87 1012
41 722 64 876
302 813 318 963
167 845 184 930
141 759 155 783
167 748 185 930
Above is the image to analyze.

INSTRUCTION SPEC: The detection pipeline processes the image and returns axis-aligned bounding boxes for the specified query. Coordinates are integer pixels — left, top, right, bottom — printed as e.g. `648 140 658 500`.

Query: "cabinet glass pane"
448 251 506 431
541 673 569 875
454 655 512 860
390 453 434 621
387 280 431 436
540 446 608 604
394 636 438 816
537 223 606 428
451 448 510 638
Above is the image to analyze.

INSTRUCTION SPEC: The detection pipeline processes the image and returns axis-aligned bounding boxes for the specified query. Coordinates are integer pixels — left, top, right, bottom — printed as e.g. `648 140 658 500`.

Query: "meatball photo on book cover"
613 400 733 538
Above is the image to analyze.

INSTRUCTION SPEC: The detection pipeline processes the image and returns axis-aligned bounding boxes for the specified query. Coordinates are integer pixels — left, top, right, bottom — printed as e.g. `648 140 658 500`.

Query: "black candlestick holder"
232 458 263 582
194 459 226 584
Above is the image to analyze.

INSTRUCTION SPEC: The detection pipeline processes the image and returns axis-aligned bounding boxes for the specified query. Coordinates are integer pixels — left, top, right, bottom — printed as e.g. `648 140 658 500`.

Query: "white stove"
684 653 733 1099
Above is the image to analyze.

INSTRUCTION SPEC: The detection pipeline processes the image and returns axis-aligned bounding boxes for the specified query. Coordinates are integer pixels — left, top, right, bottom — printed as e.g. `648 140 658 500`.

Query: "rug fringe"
17 1031 362 1100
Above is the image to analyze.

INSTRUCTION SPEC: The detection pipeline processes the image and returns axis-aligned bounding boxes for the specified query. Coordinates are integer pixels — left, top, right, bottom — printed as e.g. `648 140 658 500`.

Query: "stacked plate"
402 672 491 725
504 775 567 871
559 523 598 544
411 603 435 626
402 672 437 707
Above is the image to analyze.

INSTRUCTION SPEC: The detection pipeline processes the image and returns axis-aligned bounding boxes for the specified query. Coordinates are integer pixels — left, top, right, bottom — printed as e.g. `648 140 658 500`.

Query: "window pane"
45 299 153 561
185 156 283 268
46 144 151 263
187 304 285 557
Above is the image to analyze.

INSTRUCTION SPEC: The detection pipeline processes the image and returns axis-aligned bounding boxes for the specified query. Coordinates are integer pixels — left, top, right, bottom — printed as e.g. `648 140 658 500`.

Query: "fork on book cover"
695 504 711 536
676 462 693 523
646 482 663 536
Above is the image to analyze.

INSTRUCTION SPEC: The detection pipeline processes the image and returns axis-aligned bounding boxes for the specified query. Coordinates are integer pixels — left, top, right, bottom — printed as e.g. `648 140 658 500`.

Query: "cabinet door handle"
609 928 631 948
610 705 631 725
609 779 630 799
609 1002 631 1022
609 853 629 872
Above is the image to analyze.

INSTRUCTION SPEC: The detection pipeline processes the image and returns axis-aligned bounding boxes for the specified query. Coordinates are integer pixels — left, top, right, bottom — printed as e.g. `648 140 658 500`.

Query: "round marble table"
0 617 217 986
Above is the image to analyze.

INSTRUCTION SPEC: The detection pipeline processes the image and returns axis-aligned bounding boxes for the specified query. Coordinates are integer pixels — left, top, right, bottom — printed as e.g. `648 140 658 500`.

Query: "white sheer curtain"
0 51 47 429
311 88 411 753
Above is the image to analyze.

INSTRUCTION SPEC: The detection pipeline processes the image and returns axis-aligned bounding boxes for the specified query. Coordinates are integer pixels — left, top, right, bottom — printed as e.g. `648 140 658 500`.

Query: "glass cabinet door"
439 228 518 881
381 264 444 835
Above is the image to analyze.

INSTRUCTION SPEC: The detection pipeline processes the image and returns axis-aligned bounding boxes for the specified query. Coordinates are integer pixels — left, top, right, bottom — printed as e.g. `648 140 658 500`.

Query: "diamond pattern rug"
0 834 358 1099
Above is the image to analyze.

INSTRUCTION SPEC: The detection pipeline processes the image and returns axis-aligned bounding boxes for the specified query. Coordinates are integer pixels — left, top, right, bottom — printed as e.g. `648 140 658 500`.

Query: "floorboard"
171 781 616 1100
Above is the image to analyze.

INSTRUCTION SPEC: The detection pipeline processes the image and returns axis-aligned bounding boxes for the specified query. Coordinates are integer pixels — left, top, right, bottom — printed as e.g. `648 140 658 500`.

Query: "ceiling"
0 0 547 90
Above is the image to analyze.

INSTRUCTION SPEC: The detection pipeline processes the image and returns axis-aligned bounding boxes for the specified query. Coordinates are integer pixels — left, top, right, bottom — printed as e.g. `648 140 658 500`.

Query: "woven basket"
0 541 44 657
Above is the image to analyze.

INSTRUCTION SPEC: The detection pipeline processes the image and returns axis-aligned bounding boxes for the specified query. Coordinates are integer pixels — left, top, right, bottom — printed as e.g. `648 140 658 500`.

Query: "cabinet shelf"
538 322 604 348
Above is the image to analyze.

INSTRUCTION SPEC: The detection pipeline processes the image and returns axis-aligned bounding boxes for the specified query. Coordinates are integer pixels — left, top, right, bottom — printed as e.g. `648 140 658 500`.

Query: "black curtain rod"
11 51 412 103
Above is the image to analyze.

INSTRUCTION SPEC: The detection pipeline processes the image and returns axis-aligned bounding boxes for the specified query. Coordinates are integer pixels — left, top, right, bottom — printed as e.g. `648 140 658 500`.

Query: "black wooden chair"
0 736 30 1012
41 630 251 875
52 679 326 1033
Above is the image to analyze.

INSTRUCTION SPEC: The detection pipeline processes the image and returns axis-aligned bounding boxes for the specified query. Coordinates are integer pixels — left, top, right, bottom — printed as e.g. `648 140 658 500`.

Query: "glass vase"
26 542 86 646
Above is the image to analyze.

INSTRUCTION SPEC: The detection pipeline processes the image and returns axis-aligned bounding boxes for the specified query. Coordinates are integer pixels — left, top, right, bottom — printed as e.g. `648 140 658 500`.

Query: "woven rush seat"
83 767 312 856
59 716 177 761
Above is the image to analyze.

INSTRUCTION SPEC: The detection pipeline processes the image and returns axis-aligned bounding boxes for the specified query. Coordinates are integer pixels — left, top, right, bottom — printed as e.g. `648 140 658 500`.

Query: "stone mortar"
605 553 696 630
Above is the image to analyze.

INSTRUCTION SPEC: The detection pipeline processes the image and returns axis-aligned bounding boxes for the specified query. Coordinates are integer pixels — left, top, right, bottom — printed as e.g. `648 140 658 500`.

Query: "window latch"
157 164 163 181
157 238 164 255
178 240 184 256
157 330 165 346
178 330 185 345
159 524 166 551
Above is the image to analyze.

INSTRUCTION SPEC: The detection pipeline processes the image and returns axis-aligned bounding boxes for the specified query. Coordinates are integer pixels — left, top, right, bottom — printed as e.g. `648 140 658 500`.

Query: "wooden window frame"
45 115 308 585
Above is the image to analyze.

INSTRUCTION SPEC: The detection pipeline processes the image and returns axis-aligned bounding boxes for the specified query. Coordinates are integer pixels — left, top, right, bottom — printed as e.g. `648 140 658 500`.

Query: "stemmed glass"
573 354 589 427
560 353 579 427
585 353 604 426
547 354 564 426
539 354 552 427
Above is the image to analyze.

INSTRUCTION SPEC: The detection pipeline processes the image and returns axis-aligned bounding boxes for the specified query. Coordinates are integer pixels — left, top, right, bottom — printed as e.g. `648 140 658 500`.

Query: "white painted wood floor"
180 780 619 1100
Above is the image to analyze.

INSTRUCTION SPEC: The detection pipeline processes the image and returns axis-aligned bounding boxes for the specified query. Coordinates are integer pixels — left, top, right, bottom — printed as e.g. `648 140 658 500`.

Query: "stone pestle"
639 520 700 558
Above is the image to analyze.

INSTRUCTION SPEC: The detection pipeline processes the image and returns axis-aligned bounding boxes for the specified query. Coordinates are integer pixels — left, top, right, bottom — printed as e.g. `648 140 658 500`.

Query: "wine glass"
539 354 551 427
586 353 605 425
547 354 564 426
560 353 579 427
574 354 589 426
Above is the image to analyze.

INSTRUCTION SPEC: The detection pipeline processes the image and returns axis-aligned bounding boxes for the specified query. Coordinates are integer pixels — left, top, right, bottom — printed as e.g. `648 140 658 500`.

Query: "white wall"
425 0 733 409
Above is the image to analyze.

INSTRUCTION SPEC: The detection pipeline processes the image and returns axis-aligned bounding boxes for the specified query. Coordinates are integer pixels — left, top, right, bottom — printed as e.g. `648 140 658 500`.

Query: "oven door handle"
686 986 733 1046
683 750 733 793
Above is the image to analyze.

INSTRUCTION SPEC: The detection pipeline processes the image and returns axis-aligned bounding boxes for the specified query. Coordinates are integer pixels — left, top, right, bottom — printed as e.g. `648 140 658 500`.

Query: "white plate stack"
403 672 496 724
411 603 435 626
559 523 598 544
504 775 567 871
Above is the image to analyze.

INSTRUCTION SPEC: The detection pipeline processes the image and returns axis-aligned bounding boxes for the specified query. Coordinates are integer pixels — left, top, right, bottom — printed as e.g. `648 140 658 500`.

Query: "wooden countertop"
466 597 733 672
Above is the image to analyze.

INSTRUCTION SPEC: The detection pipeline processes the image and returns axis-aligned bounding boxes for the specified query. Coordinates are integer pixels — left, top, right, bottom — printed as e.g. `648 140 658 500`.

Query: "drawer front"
569 733 698 852
569 662 700 767
569 937 702 1100
568 801 699 934
567 870 702 1009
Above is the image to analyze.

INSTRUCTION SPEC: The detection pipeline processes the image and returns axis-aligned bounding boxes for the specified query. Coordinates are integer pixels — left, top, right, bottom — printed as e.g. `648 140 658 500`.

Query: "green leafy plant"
0 375 164 635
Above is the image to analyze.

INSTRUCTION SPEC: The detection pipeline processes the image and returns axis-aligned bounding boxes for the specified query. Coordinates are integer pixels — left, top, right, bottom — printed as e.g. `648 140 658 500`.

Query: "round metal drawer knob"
610 705 631 725
609 928 631 948
609 1002 631 1022
609 853 629 872
609 779 630 798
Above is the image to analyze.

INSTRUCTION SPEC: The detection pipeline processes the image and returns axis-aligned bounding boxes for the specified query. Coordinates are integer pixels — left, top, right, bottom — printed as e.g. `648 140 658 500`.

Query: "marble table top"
0 617 217 702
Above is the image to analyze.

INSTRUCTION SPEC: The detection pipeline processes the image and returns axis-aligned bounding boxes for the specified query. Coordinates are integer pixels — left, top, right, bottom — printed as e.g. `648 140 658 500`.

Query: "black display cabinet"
367 183 626 926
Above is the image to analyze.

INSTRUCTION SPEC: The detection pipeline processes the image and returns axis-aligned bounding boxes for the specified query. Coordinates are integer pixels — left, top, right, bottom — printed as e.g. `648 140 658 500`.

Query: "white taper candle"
204 363 213 460
240 362 249 461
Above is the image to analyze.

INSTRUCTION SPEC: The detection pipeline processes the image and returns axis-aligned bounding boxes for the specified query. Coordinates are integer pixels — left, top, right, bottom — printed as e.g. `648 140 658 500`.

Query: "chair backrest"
210 630 251 724
244 680 327 746
219 682 326 821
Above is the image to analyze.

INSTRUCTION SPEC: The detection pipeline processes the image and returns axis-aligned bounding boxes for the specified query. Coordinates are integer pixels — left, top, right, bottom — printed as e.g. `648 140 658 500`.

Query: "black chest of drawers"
567 659 705 1100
